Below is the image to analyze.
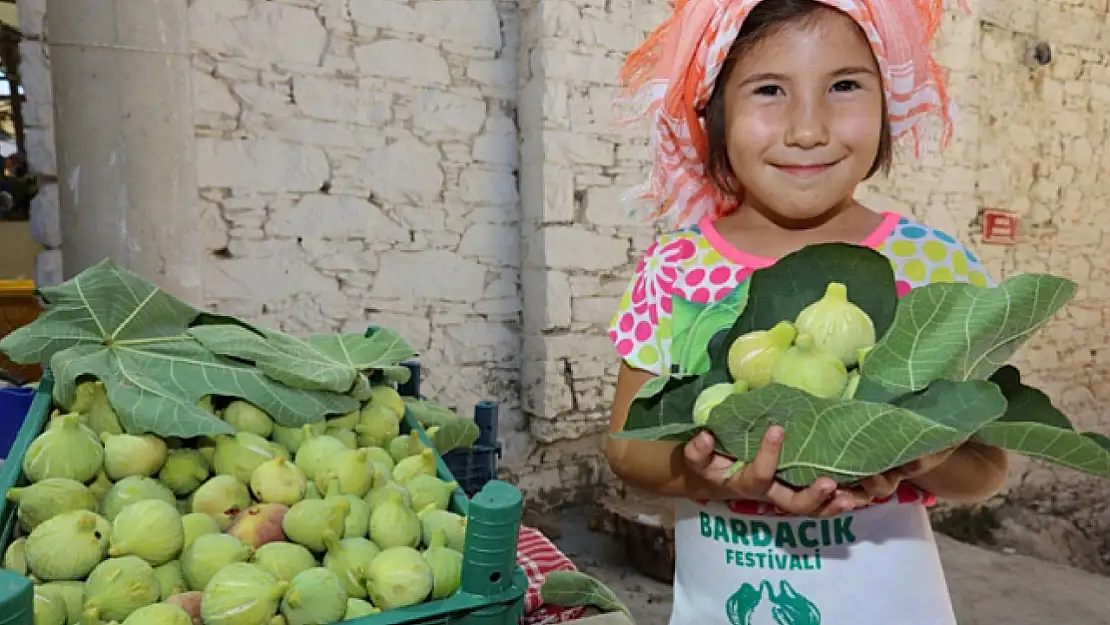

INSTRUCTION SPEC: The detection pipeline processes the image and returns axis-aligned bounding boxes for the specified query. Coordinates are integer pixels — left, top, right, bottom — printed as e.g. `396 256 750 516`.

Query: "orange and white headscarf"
615 0 968 228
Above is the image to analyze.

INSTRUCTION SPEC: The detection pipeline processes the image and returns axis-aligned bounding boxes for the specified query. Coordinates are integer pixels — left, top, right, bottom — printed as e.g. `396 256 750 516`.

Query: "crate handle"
397 361 421 398
0 569 32 621
460 481 522 597
473 400 498 447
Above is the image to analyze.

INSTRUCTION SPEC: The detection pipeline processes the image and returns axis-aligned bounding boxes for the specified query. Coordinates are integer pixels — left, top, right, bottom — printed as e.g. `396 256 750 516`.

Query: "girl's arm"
605 362 751 500
909 442 1009 504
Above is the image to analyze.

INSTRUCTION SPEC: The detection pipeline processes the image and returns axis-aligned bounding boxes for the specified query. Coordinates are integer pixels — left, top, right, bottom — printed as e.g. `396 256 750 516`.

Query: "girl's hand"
683 427 859 518
856 446 959 501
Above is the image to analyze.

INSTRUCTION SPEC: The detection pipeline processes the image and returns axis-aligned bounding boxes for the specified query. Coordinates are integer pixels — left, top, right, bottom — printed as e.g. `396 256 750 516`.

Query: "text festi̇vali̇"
699 512 856 572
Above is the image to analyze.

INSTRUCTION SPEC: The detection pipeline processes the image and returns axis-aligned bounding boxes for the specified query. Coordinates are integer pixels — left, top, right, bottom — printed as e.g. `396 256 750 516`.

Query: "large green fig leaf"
189 324 415 395
0 260 358 437
404 399 481 454
711 243 897 371
540 571 630 615
863 274 1076 393
404 398 459 428
624 369 730 432
670 284 748 375
974 366 1110 477
611 421 702 442
377 365 413 384
618 380 1006 486
428 419 482 454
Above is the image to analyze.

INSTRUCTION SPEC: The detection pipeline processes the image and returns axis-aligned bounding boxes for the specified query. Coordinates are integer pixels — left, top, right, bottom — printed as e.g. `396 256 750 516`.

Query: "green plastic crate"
0 371 529 625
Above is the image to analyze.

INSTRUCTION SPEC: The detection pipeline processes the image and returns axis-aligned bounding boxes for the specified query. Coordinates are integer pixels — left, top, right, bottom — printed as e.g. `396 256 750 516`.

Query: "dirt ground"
547 507 1110 625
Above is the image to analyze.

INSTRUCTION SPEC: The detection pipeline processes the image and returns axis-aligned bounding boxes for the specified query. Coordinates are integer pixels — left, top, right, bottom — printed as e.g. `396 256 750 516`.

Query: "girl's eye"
831 80 861 93
753 85 783 97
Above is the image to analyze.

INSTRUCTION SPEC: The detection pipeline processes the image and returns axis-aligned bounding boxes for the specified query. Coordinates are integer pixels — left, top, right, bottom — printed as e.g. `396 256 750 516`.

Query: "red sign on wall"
981 209 1019 245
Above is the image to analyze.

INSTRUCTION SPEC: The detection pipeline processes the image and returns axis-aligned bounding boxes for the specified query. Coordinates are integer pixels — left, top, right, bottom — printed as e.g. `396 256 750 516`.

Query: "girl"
605 1 1009 623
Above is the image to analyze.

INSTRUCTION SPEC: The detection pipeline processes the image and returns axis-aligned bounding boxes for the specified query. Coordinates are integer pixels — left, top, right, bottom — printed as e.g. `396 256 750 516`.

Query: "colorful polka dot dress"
609 212 993 375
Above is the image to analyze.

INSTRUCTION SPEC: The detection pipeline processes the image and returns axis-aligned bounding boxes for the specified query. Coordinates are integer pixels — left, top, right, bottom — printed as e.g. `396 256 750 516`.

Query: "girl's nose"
784 97 830 149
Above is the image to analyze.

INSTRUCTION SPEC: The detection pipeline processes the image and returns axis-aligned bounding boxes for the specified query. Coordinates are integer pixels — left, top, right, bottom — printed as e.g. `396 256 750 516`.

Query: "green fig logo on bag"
727 580 821 625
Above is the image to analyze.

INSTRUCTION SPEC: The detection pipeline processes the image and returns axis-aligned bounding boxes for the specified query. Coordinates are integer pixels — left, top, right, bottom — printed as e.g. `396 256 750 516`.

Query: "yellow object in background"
0 221 40 281
0 279 32 294
0 276 41 384
0 5 17 29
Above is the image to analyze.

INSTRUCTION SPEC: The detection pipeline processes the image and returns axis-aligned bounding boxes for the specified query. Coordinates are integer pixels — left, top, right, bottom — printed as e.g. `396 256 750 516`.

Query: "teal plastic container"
0 570 32 625
0 371 528 625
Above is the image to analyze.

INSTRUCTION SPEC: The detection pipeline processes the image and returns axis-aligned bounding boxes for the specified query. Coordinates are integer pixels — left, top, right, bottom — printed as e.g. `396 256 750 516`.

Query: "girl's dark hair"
703 0 893 198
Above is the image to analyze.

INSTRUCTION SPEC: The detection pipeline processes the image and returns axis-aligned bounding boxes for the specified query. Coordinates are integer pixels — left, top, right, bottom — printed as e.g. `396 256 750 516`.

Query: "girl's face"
721 8 884 223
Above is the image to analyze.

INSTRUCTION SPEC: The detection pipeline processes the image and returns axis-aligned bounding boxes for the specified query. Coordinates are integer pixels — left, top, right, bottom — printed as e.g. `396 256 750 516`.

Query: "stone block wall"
187 0 536 467
16 0 1110 503
514 0 669 498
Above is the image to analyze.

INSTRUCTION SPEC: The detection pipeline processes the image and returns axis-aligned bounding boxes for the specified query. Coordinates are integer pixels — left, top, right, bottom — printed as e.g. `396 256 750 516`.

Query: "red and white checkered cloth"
516 526 590 625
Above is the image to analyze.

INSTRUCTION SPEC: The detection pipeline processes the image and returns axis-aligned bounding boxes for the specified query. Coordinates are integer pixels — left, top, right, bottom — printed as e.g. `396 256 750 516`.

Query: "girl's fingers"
811 491 859 517
766 477 837 515
839 488 874 508
684 433 744 486
860 468 904 500
682 431 717 474
735 426 785 495
857 475 887 499
685 426 860 519
899 460 923 477
705 455 745 484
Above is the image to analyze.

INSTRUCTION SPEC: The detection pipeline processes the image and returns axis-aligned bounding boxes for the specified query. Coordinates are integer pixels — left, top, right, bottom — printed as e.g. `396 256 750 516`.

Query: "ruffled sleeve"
958 245 996 287
608 234 698 375
610 240 667 375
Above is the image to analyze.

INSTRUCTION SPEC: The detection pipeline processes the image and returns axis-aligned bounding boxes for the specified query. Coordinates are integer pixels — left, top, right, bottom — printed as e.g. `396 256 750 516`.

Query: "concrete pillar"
46 0 201 301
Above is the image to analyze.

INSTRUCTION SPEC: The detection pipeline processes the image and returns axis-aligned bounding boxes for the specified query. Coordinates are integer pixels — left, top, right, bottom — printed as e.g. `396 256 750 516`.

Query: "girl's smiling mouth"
773 161 839 177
